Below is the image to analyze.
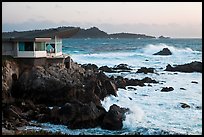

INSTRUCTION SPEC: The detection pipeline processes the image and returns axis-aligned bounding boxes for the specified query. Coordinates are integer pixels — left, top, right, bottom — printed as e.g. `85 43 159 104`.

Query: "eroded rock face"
101 104 129 130
165 61 202 73
2 58 20 104
153 48 172 55
2 57 129 131
11 64 85 106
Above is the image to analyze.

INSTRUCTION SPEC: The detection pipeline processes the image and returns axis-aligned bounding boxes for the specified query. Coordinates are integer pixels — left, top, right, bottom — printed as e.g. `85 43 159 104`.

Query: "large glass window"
19 42 33 51
19 42 25 51
35 42 45 51
24 42 34 51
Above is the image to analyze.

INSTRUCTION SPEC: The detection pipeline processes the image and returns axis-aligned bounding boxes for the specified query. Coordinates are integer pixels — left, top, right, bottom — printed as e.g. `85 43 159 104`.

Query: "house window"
19 42 25 51
35 42 45 51
46 43 55 53
19 42 34 51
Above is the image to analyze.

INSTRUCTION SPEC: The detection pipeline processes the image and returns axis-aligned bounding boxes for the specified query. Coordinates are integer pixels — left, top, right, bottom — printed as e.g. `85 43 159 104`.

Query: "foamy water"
25 38 202 135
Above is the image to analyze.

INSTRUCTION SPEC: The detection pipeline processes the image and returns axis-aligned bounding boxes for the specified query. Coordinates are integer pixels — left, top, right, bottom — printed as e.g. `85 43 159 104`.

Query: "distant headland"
3 26 171 39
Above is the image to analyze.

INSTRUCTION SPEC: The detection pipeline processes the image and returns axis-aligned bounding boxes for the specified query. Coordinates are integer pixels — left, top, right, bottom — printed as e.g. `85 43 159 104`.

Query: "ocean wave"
142 43 200 55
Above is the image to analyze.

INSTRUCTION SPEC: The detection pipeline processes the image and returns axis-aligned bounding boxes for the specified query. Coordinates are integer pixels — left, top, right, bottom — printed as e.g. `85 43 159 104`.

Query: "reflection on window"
35 42 45 51
19 42 34 51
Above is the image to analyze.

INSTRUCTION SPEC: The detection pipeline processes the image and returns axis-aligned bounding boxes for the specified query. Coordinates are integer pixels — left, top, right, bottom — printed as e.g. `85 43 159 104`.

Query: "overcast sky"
2 2 202 38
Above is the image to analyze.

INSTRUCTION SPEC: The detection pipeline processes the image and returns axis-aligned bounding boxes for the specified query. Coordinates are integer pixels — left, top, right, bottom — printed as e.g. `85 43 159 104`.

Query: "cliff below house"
2 56 128 133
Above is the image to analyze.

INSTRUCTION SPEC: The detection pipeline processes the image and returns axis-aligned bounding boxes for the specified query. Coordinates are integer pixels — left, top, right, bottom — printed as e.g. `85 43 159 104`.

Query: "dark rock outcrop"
101 104 129 130
165 61 202 73
114 76 159 88
161 87 174 92
113 64 132 71
180 103 190 108
136 67 155 74
153 48 172 55
99 66 114 73
2 56 134 132
47 101 106 129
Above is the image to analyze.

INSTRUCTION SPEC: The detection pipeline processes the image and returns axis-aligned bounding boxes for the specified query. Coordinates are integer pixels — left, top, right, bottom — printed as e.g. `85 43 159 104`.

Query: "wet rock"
136 67 155 74
112 64 132 72
99 66 114 73
81 63 99 72
191 81 198 84
161 87 174 92
105 80 118 97
141 77 158 83
196 106 202 110
127 87 137 90
47 101 106 129
180 103 190 108
128 97 132 100
165 61 202 73
153 48 172 55
114 76 127 89
101 104 129 130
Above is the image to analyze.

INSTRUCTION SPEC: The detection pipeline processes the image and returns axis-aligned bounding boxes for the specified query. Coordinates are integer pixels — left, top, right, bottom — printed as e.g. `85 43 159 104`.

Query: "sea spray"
101 88 145 129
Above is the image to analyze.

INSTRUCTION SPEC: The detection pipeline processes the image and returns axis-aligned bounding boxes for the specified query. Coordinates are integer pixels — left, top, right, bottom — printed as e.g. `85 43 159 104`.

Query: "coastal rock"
126 78 145 86
101 104 128 130
114 76 127 89
81 63 99 72
47 101 106 129
180 103 190 108
99 66 114 73
136 67 155 74
191 81 198 84
11 63 85 106
113 64 132 72
114 76 159 88
165 61 202 73
141 77 159 83
105 80 118 97
153 48 172 55
2 57 19 104
161 87 174 92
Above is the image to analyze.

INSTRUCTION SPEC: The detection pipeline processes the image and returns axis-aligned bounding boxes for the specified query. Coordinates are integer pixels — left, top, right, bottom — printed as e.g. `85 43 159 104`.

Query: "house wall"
2 42 16 56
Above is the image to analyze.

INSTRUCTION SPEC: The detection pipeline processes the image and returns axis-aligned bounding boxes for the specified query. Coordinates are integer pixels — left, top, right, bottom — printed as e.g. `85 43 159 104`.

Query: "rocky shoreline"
2 55 202 135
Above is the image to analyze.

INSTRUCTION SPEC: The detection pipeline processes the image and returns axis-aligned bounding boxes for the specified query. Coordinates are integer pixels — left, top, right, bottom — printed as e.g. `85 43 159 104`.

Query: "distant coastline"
3 26 171 39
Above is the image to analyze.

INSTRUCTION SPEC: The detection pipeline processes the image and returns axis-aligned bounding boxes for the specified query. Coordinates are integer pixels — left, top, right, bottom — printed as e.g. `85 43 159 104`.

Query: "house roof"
2 27 80 42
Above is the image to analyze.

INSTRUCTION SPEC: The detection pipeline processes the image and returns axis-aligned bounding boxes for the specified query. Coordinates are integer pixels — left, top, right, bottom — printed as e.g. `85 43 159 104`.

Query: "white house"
2 27 79 58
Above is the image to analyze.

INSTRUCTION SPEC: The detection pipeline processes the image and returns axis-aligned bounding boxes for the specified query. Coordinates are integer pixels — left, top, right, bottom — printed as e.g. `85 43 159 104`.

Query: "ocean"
26 38 202 135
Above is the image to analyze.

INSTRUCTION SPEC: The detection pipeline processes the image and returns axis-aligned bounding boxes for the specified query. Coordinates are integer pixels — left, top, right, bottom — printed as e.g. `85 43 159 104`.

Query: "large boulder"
101 104 129 130
153 48 172 55
165 61 202 73
47 101 106 129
